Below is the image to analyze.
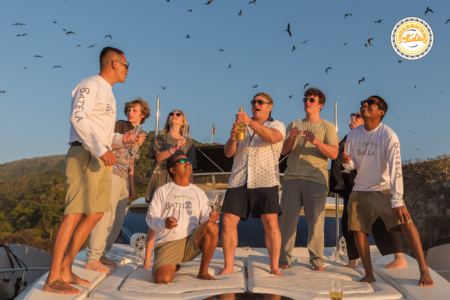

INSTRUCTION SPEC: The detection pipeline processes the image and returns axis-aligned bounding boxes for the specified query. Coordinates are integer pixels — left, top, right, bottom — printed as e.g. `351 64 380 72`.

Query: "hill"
0 155 65 183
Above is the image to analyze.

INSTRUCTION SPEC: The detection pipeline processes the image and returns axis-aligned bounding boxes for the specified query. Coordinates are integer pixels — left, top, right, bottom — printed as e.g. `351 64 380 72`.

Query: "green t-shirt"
284 119 339 186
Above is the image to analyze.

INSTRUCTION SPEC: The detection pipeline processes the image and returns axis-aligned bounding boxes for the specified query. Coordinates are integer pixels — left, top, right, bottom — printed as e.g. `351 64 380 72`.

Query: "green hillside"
0 155 66 183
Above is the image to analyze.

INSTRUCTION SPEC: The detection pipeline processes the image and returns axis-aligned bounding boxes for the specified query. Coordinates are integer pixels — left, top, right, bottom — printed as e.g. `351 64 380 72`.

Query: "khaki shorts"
348 190 412 234
152 227 201 274
63 145 111 215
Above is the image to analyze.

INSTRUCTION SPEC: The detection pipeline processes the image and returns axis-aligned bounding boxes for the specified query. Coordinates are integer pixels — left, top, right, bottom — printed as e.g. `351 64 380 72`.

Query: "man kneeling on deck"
146 154 220 283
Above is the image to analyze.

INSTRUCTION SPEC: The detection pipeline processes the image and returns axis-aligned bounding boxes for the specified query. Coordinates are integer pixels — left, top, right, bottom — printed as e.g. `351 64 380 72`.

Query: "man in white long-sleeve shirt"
44 47 146 295
147 154 220 283
341 95 433 287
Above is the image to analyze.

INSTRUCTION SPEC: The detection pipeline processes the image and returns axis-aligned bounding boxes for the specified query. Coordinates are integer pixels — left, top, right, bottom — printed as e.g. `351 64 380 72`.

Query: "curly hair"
123 97 151 124
304 87 326 110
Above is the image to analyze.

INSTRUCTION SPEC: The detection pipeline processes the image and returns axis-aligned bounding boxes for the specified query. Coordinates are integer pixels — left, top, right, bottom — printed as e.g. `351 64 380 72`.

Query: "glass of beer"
329 280 343 300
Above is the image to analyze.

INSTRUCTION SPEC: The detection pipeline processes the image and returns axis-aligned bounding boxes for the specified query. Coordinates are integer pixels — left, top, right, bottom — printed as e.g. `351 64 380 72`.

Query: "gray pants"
86 173 129 263
279 178 328 268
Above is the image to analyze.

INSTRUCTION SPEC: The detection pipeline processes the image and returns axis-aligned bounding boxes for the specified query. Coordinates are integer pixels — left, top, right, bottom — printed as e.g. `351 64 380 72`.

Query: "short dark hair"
99 47 124 66
167 156 185 179
369 95 388 121
304 87 326 111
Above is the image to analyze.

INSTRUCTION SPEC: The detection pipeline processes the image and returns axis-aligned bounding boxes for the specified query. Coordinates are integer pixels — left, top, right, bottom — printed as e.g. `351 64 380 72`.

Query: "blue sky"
1 0 449 164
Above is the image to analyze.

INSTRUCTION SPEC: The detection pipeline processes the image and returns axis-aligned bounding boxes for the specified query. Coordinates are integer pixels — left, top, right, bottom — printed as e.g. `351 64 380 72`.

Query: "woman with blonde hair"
142 109 196 269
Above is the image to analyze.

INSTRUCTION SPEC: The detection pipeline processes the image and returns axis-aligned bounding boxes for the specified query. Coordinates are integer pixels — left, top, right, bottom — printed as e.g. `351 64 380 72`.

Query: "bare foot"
419 271 434 287
270 269 283 276
386 257 408 269
359 274 376 283
219 267 235 275
313 266 325 271
197 273 216 280
43 280 80 295
344 259 358 268
100 256 117 268
279 263 289 269
85 261 110 274
61 269 91 285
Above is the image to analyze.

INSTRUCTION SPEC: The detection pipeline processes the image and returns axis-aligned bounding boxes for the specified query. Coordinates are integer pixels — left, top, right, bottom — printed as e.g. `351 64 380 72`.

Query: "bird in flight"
87 44 98 48
12 23 26 26
24 67 27 70
53 66 62 68
0 91 5 93
63 29 75 35
249 0 256 4
161 86 167 89
219 49 224 51
446 19 450 24
205 0 212 4
415 85 417 88
303 83 309 90
285 23 292 37
365 38 374 47
188 9 192 12
75 45 81 47
302 40 308 44
16 33 28 37
252 85 258 88
397 117 401 120
344 14 352 19
238 10 242 15
358 77 366 84
292 45 296 52
105 35 112 39
375 19 382 23
416 148 419 151
425 7 433 15
398 60 402 63
325 67 332 74
439 90 444 93
289 95 292 98
228 63 231 68
186 34 191 39
53 21 57 24
34 55 43 58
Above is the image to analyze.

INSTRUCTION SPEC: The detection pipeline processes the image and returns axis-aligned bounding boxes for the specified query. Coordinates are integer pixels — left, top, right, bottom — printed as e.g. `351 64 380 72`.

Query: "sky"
1 0 449 164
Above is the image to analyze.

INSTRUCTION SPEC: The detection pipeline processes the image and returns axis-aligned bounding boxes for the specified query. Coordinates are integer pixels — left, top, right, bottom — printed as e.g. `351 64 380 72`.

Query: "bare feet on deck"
43 279 80 295
219 267 235 275
419 271 434 287
278 263 289 269
344 259 358 268
359 274 376 283
85 261 111 274
271 269 283 276
100 256 117 268
386 256 407 269
61 268 91 285
197 273 216 280
313 266 325 271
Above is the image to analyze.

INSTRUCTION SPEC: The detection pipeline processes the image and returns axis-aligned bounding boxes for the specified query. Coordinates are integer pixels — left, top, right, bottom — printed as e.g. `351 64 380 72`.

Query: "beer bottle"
235 106 246 141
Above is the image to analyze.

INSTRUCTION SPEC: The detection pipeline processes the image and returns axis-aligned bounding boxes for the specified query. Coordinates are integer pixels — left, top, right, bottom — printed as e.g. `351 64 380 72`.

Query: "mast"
334 100 340 261
155 95 160 135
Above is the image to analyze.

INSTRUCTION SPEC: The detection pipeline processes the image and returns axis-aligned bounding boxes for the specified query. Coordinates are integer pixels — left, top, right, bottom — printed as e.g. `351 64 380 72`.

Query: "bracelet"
169 147 175 154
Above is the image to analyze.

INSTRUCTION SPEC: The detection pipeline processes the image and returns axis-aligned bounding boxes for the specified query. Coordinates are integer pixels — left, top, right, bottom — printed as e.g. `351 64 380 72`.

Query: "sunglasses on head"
360 99 383 110
169 112 182 117
250 99 269 106
303 97 316 103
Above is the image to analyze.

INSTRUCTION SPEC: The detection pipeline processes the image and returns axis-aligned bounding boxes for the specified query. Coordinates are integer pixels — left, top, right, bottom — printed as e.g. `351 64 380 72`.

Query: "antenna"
155 95 160 135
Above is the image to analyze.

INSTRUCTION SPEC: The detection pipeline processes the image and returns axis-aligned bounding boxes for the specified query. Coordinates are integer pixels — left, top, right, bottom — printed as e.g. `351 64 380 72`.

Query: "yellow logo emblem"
391 17 433 60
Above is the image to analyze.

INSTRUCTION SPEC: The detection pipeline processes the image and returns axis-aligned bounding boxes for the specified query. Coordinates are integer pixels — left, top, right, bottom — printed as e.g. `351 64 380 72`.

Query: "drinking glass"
213 193 224 212
295 120 304 144
329 280 343 300
344 142 351 156
171 207 181 233
181 124 190 152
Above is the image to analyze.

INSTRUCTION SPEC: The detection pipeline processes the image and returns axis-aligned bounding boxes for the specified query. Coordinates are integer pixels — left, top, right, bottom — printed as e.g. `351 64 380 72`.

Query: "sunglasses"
303 97 316 103
361 99 383 110
106 60 129 70
250 99 269 106
350 113 362 119
175 158 192 165
169 112 182 117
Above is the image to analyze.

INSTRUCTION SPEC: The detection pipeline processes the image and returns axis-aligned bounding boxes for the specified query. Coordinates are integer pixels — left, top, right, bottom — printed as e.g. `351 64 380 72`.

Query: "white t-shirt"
69 75 124 158
343 123 404 208
146 182 212 245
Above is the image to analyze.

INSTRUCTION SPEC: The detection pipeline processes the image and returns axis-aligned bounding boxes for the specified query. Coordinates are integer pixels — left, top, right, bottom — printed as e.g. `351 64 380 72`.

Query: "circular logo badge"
391 17 433 60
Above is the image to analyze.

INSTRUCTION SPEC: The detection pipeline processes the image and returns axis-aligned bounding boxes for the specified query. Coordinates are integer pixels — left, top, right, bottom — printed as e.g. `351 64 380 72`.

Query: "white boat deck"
21 244 450 300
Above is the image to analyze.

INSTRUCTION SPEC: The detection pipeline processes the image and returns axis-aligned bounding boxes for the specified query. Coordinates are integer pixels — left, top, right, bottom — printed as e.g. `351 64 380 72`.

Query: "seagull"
249 0 256 4
34 55 43 58
303 83 309 90
439 90 444 93
285 23 291 37
23 67 27 69
186 34 191 39
398 60 402 63
105 35 112 39
16 33 28 37
187 9 192 12
228 63 231 68
0 91 5 93
75 45 81 47
238 10 242 15
219 49 224 51
344 14 352 19
161 86 167 89
87 44 97 48
63 29 75 35
358 77 366 84
446 19 450 24
289 95 292 98
343 42 348 46
292 45 296 52
415 85 417 88
53 66 62 68
425 7 433 15
53 21 57 24
205 0 212 4
325 67 332 74
375 19 382 23
252 85 258 88
365 38 374 47
12 23 26 26
302 40 308 44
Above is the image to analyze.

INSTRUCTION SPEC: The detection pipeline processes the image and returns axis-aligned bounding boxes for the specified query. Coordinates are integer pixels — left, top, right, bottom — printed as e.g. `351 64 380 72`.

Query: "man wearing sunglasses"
279 87 339 271
44 47 145 295
220 93 286 276
147 155 220 283
341 96 433 287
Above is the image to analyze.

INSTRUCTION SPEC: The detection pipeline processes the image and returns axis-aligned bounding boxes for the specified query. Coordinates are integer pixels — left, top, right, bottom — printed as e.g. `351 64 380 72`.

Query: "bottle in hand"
235 105 246 141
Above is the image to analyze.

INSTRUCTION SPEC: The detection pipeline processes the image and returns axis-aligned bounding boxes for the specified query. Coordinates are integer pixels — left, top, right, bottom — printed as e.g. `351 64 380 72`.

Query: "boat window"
215 174 230 189
193 175 214 190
